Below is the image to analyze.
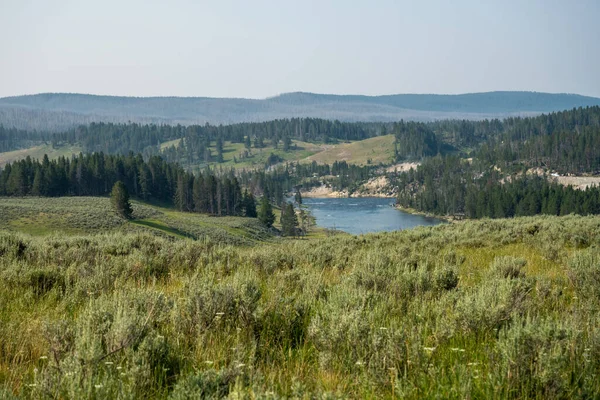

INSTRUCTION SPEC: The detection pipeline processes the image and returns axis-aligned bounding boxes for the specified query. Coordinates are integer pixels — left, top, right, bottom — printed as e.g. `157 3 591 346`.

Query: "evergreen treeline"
392 121 441 161
396 156 600 218
0 125 49 152
431 106 600 174
0 148 373 217
3 106 599 175
0 153 251 217
52 119 386 161
396 106 600 173
428 119 504 149
477 107 600 174
55 122 183 157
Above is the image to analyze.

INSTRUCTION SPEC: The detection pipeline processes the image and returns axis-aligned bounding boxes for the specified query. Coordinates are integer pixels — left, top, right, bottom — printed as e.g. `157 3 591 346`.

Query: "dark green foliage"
0 125 49 152
282 135 292 152
242 190 257 218
434 267 459 291
46 118 386 164
476 106 600 174
0 152 245 217
215 135 224 163
280 202 299 237
27 269 65 296
396 155 600 218
169 368 241 399
257 196 275 228
265 153 283 167
110 181 133 219
294 189 302 205
393 120 440 161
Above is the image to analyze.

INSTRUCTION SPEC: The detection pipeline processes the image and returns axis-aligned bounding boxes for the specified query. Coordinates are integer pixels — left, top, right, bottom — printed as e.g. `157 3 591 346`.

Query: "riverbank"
394 204 455 222
301 176 396 198
301 189 396 198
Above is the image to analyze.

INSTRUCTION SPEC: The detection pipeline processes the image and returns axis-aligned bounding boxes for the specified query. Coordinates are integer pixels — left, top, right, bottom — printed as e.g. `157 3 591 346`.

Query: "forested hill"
270 91 600 113
2 91 600 131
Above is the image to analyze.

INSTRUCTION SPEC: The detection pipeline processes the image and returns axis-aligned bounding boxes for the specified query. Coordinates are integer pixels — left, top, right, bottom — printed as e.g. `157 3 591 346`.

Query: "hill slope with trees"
2 91 600 131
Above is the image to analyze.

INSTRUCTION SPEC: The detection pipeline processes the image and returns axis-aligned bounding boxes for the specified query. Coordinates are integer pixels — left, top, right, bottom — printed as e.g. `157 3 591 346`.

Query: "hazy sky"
1 0 599 98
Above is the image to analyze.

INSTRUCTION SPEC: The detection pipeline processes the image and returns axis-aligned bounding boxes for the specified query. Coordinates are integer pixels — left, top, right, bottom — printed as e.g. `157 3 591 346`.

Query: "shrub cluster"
1 214 600 398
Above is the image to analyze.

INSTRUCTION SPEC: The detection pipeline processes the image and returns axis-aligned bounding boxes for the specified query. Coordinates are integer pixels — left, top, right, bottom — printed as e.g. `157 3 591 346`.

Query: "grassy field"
0 197 272 246
1 136 396 173
1 209 600 398
162 135 397 172
166 140 324 173
159 138 182 150
0 144 82 167
302 134 396 165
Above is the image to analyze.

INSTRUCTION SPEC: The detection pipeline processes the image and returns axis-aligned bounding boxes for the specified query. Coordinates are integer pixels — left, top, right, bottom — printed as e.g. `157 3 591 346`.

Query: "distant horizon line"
1 90 599 101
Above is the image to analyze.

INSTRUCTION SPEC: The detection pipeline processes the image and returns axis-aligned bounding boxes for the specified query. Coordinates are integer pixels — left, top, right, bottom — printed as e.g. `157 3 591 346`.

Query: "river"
301 197 442 235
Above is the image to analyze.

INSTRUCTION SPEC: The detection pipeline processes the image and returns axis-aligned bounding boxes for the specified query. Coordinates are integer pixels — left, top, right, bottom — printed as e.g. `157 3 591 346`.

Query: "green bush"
2 214 600 398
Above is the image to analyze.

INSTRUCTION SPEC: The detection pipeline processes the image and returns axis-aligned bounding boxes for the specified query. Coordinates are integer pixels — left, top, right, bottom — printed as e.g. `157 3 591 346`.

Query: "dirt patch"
386 162 420 173
527 168 600 190
555 176 600 190
302 176 396 199
301 186 348 198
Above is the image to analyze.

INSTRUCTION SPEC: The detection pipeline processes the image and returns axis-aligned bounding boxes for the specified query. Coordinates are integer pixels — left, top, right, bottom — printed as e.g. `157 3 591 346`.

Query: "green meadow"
1 198 599 398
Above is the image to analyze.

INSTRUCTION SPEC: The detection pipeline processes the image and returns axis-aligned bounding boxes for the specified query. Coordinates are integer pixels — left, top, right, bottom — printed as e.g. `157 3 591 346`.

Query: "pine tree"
243 190 257 218
110 181 133 219
174 174 188 211
216 136 224 163
257 196 275 228
138 166 151 200
281 202 299 237
192 175 204 213
283 135 292 152
31 169 46 196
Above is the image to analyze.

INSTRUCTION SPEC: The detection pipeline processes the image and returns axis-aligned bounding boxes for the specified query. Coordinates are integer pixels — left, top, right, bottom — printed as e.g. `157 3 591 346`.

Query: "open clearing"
302 134 396 165
0 144 82 166
555 175 600 190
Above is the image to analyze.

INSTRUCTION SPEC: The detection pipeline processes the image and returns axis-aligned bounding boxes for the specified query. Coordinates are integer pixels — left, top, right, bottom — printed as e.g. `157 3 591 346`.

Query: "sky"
1 0 599 99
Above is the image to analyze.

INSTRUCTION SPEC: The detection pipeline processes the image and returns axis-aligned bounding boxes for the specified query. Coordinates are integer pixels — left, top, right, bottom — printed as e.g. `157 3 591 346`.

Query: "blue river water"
301 197 442 235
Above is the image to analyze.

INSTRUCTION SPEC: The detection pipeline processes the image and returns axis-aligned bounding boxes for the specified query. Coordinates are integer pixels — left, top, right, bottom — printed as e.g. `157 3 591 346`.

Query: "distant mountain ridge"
1 91 599 132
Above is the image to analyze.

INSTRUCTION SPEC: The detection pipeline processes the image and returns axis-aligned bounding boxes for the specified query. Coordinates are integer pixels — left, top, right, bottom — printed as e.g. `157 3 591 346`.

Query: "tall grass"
0 197 270 245
1 215 600 398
